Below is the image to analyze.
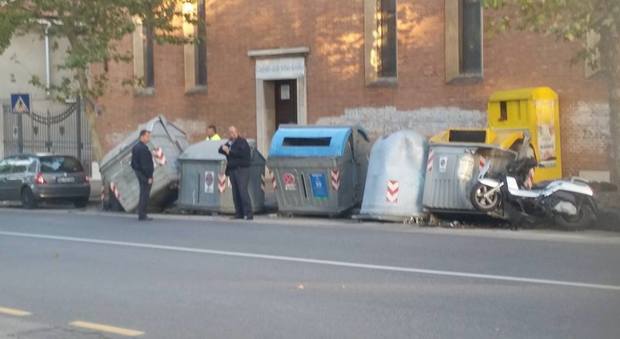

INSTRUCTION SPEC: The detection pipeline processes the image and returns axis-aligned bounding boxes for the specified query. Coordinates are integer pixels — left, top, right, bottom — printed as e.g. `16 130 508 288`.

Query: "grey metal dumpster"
267 125 370 216
359 131 428 222
100 115 189 212
422 143 514 212
177 140 265 214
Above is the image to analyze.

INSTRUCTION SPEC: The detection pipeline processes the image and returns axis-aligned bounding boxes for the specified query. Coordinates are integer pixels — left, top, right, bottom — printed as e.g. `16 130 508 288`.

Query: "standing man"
131 130 154 221
205 125 221 141
219 126 253 220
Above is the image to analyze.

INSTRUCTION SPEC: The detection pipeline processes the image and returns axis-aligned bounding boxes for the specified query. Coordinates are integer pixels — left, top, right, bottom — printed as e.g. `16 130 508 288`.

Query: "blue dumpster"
267 125 370 216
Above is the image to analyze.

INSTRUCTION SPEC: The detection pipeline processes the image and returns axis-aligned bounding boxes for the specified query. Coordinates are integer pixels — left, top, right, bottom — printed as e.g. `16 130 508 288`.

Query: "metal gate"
2 98 92 174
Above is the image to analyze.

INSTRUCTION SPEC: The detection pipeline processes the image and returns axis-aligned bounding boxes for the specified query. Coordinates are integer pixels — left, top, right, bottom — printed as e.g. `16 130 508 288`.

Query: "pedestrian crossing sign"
10 93 30 113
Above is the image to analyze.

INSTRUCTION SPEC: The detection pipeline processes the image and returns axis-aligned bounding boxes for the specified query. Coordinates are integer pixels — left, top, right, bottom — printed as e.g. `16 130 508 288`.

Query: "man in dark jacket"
131 130 154 221
219 126 253 220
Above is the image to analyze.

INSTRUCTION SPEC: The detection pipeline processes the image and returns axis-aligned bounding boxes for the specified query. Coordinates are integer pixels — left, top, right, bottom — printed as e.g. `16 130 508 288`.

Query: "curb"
3 205 620 245
596 208 620 232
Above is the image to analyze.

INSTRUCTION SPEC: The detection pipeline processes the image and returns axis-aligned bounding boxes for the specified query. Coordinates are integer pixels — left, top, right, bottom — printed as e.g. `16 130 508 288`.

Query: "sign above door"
256 57 305 80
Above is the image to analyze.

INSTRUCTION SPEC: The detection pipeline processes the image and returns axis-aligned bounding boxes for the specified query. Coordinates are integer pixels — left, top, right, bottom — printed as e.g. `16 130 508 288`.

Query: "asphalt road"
0 208 619 339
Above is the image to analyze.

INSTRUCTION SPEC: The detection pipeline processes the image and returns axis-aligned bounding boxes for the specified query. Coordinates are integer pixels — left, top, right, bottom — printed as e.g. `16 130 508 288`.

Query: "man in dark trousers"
219 126 253 220
131 130 154 221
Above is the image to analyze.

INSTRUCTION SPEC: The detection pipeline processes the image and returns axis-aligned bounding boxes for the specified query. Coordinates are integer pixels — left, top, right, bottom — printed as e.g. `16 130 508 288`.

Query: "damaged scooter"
470 140 598 230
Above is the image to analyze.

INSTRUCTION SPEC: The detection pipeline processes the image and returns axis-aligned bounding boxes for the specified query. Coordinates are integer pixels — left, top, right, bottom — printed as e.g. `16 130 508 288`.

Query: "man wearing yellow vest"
205 125 221 141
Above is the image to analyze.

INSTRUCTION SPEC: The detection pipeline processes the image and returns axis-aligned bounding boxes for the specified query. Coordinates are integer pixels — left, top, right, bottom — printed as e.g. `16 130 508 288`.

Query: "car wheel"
21 187 38 209
73 198 89 208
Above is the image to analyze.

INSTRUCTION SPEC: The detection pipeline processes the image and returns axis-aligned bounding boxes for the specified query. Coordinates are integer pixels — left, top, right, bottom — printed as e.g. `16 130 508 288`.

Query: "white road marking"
0 306 31 317
70 321 144 337
1 230 619 292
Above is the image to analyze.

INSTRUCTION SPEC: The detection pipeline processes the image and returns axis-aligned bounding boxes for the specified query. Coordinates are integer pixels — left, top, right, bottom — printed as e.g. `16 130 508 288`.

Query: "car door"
0 159 11 200
5 157 29 201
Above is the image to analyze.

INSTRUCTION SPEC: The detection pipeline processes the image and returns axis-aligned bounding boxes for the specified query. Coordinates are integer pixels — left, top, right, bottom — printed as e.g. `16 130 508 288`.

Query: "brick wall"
95 0 610 176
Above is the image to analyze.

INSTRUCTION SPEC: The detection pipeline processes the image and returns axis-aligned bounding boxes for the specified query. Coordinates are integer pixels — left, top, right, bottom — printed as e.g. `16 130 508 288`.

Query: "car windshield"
40 156 83 173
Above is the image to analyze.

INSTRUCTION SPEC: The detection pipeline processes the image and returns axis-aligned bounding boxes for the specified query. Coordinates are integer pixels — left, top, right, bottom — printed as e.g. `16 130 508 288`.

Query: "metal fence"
2 98 92 174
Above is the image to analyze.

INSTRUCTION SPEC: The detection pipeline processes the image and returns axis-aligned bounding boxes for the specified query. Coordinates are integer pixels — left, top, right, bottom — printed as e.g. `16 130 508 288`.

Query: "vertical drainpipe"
38 19 52 96
44 21 51 96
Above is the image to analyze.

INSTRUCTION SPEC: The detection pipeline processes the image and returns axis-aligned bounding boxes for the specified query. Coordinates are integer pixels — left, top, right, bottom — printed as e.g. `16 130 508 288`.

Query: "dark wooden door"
275 80 297 129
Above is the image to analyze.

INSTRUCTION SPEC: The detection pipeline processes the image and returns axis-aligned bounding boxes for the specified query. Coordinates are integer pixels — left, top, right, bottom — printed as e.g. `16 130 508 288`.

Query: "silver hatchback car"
0 154 91 208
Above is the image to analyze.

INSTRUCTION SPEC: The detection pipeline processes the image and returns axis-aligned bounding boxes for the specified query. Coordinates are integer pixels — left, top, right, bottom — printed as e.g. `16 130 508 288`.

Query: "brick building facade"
95 0 611 177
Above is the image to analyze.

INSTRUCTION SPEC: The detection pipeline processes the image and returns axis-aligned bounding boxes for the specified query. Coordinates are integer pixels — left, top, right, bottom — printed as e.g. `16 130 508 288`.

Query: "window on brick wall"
195 0 207 86
143 24 155 88
132 18 155 92
184 0 207 92
445 0 483 82
460 0 482 74
376 0 397 78
365 0 397 85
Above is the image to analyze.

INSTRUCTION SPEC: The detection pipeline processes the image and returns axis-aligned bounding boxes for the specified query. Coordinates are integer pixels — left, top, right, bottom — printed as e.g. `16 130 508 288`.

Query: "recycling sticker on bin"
310 173 328 199
282 172 296 191
204 171 215 194
439 156 448 173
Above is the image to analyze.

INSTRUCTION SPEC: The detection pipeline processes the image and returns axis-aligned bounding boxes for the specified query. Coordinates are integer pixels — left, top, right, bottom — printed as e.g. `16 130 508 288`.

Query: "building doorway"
274 80 298 128
252 53 308 155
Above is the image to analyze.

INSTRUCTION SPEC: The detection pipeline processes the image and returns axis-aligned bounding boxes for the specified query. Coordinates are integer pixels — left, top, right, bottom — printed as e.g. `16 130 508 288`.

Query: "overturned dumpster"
177 140 265 214
101 116 189 212
267 125 370 217
422 87 562 214
422 141 515 213
359 131 428 222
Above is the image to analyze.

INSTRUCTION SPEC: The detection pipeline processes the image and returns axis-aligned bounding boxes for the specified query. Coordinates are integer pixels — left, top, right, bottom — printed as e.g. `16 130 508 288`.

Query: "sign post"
10 94 29 153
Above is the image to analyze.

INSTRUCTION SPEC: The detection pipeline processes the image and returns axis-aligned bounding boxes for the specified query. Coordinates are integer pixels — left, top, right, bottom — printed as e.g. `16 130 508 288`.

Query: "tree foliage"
484 0 619 69
0 0 199 159
0 0 198 100
484 0 620 180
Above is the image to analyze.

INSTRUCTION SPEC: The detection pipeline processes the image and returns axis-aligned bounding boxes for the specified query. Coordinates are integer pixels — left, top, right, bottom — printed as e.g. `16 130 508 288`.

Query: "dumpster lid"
428 142 517 156
179 139 260 161
179 140 227 161
269 126 356 157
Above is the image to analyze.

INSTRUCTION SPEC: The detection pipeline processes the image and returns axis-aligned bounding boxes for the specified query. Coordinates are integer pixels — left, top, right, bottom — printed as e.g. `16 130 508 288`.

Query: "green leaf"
0 0 198 102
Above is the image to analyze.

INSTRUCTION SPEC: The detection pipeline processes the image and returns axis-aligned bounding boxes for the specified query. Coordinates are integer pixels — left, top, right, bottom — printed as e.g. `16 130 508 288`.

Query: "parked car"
0 154 91 208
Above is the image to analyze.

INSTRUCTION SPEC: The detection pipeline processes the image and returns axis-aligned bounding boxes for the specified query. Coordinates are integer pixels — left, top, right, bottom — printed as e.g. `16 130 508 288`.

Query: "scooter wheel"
470 183 501 212
554 204 595 231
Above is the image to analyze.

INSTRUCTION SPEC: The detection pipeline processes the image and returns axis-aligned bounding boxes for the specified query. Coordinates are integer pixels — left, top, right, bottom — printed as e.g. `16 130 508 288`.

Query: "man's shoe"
244 216 254 221
138 217 153 221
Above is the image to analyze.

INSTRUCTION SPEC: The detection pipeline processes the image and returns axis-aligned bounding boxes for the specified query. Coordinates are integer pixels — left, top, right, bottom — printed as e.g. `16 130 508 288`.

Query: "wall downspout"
38 19 52 96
